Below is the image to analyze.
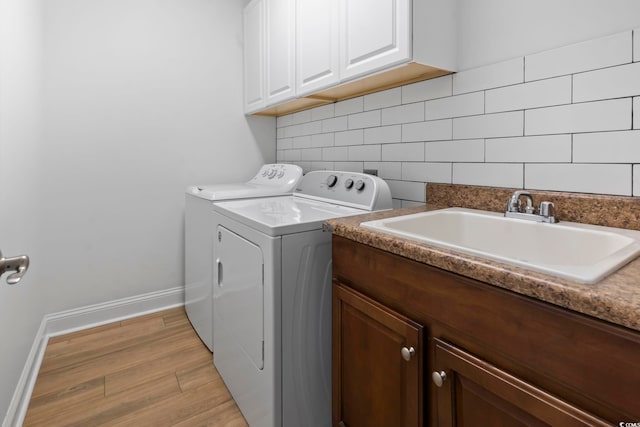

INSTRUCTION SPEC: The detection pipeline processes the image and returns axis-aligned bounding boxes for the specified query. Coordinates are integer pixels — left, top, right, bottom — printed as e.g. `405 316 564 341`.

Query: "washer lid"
214 195 366 237
186 164 303 201
187 183 294 201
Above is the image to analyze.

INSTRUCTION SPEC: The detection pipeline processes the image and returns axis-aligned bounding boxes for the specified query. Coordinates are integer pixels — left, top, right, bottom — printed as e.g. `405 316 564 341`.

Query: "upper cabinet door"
295 0 340 96
340 0 411 81
244 0 266 113
265 0 296 105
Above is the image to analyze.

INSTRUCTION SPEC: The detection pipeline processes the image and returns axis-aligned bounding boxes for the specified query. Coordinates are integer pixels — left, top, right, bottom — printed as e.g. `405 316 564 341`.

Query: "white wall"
0 0 46 419
40 0 273 312
1 0 274 421
457 0 640 70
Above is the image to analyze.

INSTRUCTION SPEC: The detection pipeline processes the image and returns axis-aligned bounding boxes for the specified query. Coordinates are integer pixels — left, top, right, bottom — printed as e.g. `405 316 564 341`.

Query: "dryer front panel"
215 225 264 370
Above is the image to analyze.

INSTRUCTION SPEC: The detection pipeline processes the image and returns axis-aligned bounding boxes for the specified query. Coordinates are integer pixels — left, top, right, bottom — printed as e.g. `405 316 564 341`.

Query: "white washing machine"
185 164 303 351
212 170 392 427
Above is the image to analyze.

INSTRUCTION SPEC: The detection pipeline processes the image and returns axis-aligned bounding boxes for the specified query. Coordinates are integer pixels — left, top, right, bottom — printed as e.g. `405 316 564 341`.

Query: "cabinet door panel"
340 0 411 81
296 0 339 95
244 0 265 112
432 338 610 427
265 0 295 104
333 283 422 427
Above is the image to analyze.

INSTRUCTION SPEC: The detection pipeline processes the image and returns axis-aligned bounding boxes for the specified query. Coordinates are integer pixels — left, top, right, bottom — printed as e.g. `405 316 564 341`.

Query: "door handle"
0 249 30 285
216 258 223 286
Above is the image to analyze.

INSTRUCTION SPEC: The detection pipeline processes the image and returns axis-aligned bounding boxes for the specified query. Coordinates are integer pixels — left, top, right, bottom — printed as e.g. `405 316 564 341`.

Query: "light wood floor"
24 307 248 426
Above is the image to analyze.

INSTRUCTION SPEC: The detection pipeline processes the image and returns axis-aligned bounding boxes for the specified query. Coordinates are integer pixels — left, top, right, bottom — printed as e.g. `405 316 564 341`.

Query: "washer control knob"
326 175 338 187
268 168 277 179
344 178 354 189
355 179 365 191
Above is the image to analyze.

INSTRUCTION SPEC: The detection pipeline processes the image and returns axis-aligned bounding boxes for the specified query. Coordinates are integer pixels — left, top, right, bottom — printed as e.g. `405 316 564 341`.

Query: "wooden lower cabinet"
332 283 423 427
331 235 640 426
432 338 609 427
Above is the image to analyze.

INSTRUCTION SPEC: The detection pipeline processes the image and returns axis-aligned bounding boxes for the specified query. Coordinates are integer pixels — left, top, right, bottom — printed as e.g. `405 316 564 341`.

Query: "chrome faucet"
0 249 30 285
505 191 557 223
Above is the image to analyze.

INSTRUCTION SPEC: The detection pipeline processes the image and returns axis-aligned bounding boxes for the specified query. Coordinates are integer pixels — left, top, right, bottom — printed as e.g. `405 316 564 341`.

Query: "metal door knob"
401 346 415 361
432 371 447 387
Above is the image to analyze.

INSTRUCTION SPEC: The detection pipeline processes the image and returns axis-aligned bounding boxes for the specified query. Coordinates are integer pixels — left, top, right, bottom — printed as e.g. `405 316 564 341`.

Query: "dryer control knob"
326 175 338 187
355 180 366 191
344 178 354 189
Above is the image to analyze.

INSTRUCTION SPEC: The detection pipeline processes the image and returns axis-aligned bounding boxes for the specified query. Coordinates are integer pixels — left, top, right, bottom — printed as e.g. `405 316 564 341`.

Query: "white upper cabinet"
340 0 411 81
265 0 296 105
243 0 457 115
244 0 266 113
296 0 340 96
244 0 295 113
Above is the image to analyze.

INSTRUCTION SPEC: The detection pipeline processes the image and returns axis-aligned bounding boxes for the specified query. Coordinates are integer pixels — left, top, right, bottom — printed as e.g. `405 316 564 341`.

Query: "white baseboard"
3 286 185 427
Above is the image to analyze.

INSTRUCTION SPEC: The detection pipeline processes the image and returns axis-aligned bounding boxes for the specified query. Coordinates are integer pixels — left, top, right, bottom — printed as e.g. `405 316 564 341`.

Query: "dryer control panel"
249 164 304 186
294 170 392 211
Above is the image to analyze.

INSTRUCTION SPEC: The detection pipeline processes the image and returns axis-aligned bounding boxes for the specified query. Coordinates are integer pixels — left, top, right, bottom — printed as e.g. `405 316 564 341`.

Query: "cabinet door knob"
401 346 415 361
432 371 447 387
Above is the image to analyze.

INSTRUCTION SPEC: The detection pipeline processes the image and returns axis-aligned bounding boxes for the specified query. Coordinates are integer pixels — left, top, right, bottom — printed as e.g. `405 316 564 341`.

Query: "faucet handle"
507 191 534 213
538 201 557 223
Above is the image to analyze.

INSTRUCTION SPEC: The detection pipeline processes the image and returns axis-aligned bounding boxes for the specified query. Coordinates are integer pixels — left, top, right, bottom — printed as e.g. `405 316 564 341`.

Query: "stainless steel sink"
360 207 640 284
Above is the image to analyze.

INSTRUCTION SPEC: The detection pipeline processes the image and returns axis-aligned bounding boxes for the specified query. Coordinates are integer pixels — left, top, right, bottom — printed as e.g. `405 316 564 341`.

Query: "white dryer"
212 170 392 427
185 164 303 351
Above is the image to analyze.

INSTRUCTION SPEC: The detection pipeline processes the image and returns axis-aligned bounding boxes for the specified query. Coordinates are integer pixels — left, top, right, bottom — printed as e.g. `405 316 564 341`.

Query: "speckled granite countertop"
325 183 640 333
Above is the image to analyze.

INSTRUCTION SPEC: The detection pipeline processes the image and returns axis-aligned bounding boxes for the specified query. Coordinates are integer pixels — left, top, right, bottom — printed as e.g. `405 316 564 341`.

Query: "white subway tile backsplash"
426 139 484 162
525 99 631 135
300 148 322 160
311 161 334 171
292 135 312 149
364 125 402 144
525 164 632 195
381 142 425 161
402 162 452 183
453 58 523 95
381 103 425 125
573 131 640 163
525 32 632 82
364 161 402 180
311 133 334 147
311 104 335 121
402 75 452 104
335 129 363 146
292 109 312 125
333 161 363 172
573 62 640 103
453 111 524 140
335 97 363 116
485 135 572 163
364 88 402 111
275 29 640 201
425 92 484 120
402 119 452 142
277 137 293 150
284 121 323 138
322 146 348 161
348 144 381 161
348 110 381 129
453 163 524 188
280 149 301 161
387 180 426 202
277 114 295 128
486 76 571 113
321 116 348 132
